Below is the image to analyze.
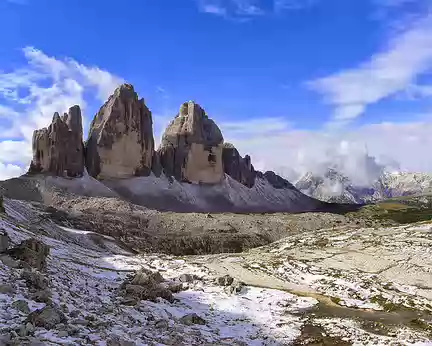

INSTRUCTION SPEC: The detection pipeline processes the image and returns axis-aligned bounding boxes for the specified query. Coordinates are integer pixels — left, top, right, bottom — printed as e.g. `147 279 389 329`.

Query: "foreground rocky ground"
0 198 431 345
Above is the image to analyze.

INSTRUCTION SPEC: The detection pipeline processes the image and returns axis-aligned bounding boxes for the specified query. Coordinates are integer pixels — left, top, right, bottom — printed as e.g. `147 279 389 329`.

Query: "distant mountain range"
295 169 432 204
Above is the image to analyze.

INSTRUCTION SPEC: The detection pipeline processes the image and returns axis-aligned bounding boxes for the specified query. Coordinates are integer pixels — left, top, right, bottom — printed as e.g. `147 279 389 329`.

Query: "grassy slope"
348 193 432 224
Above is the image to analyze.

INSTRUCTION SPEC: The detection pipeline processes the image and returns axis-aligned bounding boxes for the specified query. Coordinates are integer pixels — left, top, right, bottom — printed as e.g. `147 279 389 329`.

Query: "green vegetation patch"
348 199 432 225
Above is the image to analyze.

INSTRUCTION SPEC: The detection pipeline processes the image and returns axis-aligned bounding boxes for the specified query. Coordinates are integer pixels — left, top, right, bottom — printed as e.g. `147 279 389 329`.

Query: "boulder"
31 289 52 303
158 101 224 184
85 84 155 179
119 268 174 303
179 313 206 326
21 270 49 290
8 239 50 270
11 300 30 314
27 305 67 330
215 274 234 287
28 106 84 177
222 143 256 187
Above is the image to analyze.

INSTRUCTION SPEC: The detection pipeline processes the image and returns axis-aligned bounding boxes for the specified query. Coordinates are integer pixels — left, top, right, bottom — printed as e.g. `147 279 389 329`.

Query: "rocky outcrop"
85 84 155 179
27 305 67 330
119 268 174 304
7 238 50 270
158 101 224 184
29 106 84 177
222 143 256 187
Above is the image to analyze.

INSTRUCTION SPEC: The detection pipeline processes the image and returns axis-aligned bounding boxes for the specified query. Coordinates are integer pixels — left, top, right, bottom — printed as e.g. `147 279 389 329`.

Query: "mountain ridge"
1 83 344 214
295 169 432 204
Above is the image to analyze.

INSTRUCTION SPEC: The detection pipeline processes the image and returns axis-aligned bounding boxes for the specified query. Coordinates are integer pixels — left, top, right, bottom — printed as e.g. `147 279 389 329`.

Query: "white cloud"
197 0 311 18
0 163 25 181
274 0 316 12
200 2 228 16
0 47 123 179
308 11 432 123
219 115 432 185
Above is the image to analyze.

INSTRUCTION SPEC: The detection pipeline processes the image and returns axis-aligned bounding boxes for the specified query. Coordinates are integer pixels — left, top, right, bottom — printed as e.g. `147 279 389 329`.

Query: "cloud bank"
0 47 124 177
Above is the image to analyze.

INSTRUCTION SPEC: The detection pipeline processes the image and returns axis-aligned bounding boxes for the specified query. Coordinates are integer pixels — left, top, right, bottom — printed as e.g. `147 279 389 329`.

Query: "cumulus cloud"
0 47 123 180
308 10 432 123
220 116 431 185
0 163 24 181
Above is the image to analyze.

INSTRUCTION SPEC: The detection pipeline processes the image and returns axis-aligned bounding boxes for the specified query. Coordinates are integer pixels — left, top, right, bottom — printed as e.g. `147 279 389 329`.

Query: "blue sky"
1 0 432 183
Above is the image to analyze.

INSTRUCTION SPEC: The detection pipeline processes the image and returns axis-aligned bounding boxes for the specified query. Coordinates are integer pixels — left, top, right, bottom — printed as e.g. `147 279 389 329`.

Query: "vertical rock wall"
29 106 84 177
158 101 224 184
85 84 155 179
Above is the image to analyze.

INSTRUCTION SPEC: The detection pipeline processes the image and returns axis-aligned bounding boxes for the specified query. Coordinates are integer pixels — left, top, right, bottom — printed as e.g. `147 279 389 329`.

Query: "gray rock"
11 300 30 314
31 289 51 303
259 171 296 190
215 274 234 287
21 270 49 290
28 106 85 177
0 284 15 294
123 284 174 303
131 268 164 286
27 305 67 330
151 151 162 177
0 333 11 344
107 336 136 346
0 231 9 253
155 319 169 330
18 322 34 337
225 279 245 295
69 310 80 318
178 273 195 283
167 282 183 293
86 84 155 179
158 101 224 184
222 143 256 188
8 239 49 270
119 268 175 303
57 330 69 338
179 313 206 326
0 255 19 268
71 318 89 326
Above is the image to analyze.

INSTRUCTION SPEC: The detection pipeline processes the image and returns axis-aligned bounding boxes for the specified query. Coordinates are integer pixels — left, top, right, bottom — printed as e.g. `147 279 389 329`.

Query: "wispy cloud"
308 11 432 123
196 0 312 18
274 0 317 13
0 47 124 180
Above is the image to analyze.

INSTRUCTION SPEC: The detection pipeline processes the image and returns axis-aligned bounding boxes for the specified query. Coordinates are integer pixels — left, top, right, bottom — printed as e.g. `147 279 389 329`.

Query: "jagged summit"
29 105 84 178
158 101 224 184
85 83 155 179
13 83 331 213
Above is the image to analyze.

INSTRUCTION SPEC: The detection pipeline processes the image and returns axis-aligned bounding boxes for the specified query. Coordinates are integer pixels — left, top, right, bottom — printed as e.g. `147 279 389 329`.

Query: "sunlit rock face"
29 105 84 177
158 101 224 184
85 84 155 179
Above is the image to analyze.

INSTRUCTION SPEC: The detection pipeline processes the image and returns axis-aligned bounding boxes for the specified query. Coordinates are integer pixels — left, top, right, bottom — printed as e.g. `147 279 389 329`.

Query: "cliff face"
222 143 256 188
29 105 84 178
85 84 155 179
158 101 224 184
24 83 322 213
